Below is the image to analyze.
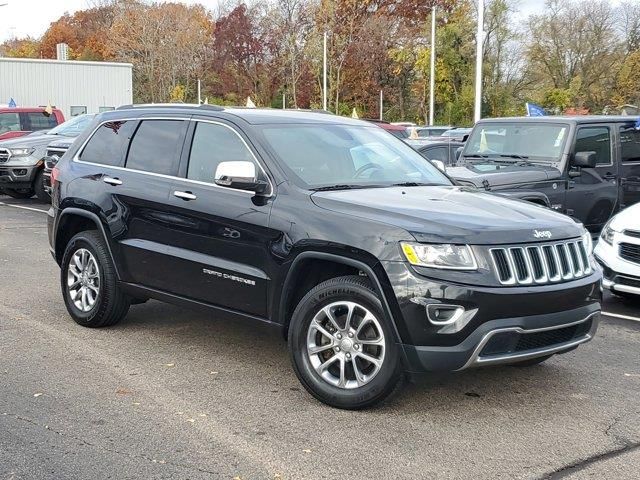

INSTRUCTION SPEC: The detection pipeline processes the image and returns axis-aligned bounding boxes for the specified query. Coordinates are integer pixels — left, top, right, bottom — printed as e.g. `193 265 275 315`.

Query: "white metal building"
0 57 133 119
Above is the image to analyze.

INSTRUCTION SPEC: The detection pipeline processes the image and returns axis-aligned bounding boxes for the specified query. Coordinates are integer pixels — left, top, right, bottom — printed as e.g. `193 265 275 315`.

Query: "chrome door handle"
173 190 197 201
103 176 122 186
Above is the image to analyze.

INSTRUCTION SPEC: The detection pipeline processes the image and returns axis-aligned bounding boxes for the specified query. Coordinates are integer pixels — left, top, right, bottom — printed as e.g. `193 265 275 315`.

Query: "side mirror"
431 160 446 172
573 151 597 169
215 161 269 194
455 147 463 160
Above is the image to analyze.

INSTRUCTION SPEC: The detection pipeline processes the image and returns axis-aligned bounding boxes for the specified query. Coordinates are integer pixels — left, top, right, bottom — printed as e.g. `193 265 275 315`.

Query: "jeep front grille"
46 147 68 157
0 148 9 163
490 239 591 285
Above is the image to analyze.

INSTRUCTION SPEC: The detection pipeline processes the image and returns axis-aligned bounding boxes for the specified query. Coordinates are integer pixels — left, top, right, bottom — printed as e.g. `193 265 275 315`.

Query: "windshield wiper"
391 182 442 187
464 154 489 159
499 154 530 159
311 184 383 191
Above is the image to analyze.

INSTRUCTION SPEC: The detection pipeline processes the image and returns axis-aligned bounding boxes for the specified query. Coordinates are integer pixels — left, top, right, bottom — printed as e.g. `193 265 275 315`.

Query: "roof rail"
116 103 224 111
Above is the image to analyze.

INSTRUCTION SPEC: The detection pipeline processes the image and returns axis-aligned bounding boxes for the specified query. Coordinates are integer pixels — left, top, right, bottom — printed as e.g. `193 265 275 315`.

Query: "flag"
635 117 640 130
44 102 53 115
351 108 359 119
246 97 256 108
204 97 209 105
8 98 16 108
526 102 546 117
479 130 488 152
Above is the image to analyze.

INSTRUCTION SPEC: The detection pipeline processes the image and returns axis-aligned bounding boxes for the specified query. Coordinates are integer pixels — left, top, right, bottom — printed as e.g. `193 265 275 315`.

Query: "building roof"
0 57 133 68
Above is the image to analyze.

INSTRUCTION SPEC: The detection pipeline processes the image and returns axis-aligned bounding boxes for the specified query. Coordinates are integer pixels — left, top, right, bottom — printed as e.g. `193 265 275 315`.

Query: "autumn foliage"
1 0 639 124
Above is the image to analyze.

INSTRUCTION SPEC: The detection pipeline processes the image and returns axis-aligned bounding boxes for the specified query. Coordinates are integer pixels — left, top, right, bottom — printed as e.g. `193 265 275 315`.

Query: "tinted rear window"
80 121 137 166
126 120 186 176
26 112 59 130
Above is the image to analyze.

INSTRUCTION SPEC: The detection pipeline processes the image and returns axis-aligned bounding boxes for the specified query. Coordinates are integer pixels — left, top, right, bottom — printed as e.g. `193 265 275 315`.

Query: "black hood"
311 185 582 245
447 163 562 189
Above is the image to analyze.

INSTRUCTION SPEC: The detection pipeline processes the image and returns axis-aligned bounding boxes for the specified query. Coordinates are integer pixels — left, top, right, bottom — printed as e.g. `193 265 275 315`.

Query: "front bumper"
594 235 640 297
381 261 602 372
0 163 39 190
403 309 599 371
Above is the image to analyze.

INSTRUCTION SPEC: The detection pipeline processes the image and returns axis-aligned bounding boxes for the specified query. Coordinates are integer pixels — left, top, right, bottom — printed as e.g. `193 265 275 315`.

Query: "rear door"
114 118 190 290
164 119 278 317
565 124 619 231
618 124 640 208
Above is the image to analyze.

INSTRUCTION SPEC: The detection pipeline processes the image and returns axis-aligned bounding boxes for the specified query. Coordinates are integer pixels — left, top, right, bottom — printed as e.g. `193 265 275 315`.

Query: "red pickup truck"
0 107 65 141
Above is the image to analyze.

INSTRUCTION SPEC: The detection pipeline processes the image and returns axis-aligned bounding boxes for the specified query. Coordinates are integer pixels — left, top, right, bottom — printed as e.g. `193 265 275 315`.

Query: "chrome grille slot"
0 148 9 163
491 239 591 286
526 247 546 282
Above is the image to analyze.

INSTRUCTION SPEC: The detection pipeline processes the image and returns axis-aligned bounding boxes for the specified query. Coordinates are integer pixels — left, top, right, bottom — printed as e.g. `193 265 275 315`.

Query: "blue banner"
635 117 640 130
8 98 16 108
526 102 546 117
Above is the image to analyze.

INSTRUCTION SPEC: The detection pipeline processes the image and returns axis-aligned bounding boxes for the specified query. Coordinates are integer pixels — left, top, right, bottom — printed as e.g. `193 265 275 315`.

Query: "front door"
618 123 640 208
565 125 619 232
165 119 279 318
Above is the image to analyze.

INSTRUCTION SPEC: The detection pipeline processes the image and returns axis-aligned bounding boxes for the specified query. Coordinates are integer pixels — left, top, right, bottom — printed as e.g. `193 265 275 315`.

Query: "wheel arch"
55 208 120 279
278 251 403 344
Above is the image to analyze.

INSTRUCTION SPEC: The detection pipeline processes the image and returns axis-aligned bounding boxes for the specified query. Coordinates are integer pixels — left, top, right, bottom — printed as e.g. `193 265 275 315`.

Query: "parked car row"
0 113 95 200
3 104 639 408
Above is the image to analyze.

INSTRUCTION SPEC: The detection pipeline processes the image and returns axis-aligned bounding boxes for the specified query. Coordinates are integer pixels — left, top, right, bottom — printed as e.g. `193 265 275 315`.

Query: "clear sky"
0 0 626 43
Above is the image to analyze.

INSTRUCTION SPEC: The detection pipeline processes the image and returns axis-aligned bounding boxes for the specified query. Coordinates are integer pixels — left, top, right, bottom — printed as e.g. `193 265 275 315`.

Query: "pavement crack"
1 412 221 475
539 413 640 479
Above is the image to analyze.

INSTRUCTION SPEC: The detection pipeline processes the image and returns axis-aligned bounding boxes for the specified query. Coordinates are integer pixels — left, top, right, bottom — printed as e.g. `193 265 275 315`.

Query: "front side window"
79 120 137 166
126 120 186 176
465 123 569 161
260 124 451 189
620 126 640 163
0 112 20 133
187 122 256 183
26 112 58 130
575 127 611 165
421 146 448 162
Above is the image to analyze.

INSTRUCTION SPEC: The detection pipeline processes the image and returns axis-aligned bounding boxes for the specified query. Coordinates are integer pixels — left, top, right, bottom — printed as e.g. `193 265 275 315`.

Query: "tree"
0 38 41 58
526 0 623 111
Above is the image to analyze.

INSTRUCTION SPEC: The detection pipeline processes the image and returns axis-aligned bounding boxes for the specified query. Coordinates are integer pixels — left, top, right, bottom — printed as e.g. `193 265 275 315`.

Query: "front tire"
61 230 130 327
288 275 402 409
34 170 49 202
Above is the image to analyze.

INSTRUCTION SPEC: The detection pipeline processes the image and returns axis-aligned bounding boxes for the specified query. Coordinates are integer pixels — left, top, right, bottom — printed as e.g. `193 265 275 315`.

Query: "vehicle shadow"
116 299 593 417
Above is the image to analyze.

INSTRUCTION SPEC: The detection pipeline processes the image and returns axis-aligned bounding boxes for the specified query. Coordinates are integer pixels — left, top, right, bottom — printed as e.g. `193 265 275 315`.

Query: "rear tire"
34 170 49 202
288 275 402 409
4 188 34 199
61 230 130 328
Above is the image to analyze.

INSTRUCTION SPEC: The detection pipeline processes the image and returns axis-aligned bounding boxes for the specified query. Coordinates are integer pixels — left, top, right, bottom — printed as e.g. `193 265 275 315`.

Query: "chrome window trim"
73 116 275 198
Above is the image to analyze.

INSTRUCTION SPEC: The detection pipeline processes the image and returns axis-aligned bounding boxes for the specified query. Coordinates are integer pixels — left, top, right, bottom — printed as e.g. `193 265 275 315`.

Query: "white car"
594 203 640 299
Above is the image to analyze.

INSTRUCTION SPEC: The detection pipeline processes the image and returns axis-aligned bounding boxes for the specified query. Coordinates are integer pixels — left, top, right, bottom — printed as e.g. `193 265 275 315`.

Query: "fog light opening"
426 304 465 326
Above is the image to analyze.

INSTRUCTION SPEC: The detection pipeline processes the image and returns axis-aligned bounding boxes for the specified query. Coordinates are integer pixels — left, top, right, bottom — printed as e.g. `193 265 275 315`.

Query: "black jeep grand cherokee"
48 105 601 409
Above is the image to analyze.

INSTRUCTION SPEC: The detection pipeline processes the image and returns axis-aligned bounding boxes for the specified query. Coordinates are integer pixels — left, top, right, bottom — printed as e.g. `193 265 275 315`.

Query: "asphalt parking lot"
1 195 639 480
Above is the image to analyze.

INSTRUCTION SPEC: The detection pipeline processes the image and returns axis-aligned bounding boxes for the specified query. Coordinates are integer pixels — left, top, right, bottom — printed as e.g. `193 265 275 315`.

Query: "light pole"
323 31 328 111
474 0 484 123
429 7 436 126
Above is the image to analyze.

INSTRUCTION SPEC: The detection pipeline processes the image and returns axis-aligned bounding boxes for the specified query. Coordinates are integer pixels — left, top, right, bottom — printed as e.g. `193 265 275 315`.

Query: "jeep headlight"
9 147 36 157
600 221 617 246
401 242 477 270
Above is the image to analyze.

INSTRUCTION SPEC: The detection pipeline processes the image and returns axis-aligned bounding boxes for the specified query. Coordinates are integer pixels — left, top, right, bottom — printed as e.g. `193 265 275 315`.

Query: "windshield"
48 114 96 137
259 124 451 189
464 122 569 161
